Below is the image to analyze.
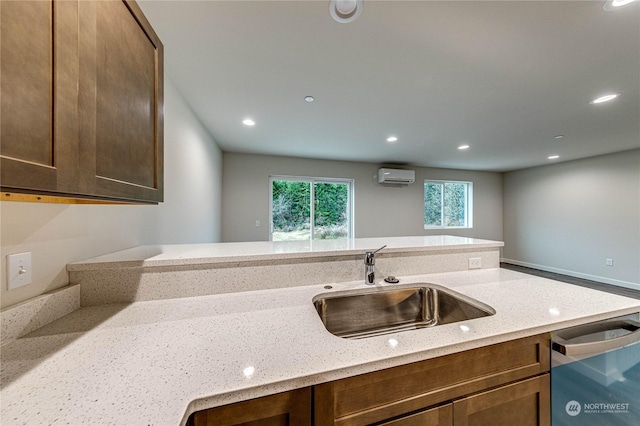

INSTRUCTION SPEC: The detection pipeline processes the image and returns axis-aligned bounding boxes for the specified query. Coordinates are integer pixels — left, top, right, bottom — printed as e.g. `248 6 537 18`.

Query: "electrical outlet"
255 220 260 227
468 257 482 269
7 252 32 290
606 258 614 267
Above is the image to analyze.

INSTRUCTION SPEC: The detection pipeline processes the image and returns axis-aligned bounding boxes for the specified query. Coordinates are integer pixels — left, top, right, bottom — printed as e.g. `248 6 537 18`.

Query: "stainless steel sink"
313 285 495 339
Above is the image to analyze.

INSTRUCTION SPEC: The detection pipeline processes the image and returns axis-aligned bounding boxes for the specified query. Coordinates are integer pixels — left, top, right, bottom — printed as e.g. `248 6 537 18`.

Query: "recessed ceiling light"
591 93 619 104
548 155 560 160
242 119 255 126
304 96 314 103
603 0 636 11
458 145 470 150
386 136 398 143
554 135 564 139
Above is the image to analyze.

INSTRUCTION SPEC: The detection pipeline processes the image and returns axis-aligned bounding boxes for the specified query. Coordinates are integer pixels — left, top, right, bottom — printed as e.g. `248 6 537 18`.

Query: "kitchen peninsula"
1 237 639 425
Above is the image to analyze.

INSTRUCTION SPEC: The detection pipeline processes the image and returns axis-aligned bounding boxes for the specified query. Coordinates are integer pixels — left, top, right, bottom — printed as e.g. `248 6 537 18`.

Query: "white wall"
503 149 640 289
221 153 503 242
0 77 223 309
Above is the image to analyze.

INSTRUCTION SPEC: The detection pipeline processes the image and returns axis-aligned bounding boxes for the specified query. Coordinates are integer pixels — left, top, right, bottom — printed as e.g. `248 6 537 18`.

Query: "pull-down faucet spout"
364 245 386 284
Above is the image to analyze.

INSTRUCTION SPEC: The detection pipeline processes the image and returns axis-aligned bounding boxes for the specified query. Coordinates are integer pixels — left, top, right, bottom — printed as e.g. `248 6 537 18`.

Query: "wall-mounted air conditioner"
378 168 415 184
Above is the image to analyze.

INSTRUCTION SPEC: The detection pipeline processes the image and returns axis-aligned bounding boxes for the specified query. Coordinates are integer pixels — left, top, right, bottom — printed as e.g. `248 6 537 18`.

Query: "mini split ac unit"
378 168 415 184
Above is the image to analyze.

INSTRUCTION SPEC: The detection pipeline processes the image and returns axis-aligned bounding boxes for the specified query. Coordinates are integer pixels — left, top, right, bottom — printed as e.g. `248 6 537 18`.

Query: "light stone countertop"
2 268 639 425
66 235 504 270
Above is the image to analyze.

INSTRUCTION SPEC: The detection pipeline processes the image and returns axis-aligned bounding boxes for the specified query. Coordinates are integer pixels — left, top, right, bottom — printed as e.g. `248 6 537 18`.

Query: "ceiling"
138 0 640 172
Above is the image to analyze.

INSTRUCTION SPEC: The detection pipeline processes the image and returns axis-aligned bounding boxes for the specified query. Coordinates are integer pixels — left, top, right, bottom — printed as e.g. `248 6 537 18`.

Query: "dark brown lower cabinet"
314 334 550 426
453 374 550 426
377 404 453 426
188 387 311 426
188 334 550 426
331 374 549 426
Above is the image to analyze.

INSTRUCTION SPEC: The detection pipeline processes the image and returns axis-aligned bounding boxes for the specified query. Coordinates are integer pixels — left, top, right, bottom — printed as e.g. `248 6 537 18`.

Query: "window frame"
268 175 355 241
423 179 474 229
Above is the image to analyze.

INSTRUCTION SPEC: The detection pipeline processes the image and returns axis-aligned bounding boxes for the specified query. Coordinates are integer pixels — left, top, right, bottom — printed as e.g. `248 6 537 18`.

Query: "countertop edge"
66 240 504 272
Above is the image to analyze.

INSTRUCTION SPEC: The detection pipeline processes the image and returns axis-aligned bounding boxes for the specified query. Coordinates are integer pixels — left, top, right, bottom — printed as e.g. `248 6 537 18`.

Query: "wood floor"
500 263 640 300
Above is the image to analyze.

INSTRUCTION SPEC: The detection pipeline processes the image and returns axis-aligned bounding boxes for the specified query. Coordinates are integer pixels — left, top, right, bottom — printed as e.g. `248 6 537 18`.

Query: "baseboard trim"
500 258 640 292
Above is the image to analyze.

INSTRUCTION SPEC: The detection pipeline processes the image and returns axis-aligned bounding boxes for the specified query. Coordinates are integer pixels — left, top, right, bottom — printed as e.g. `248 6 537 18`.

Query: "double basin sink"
313 284 495 339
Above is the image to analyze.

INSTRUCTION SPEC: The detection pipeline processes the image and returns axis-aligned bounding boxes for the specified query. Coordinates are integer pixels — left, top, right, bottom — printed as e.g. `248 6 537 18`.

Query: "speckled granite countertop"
2 268 639 425
66 235 503 270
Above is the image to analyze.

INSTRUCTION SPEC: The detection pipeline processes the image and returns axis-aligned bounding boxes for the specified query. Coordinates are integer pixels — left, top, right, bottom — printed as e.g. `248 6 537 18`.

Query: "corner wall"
0 77 223 309
221 153 503 242
502 149 640 289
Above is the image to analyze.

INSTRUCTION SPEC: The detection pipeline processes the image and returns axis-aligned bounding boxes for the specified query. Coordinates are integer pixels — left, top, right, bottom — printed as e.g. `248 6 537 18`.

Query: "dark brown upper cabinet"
0 0 163 204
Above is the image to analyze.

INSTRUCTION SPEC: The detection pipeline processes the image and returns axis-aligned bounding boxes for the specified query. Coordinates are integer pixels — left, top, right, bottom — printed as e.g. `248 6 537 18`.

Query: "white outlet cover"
468 257 482 269
7 252 32 290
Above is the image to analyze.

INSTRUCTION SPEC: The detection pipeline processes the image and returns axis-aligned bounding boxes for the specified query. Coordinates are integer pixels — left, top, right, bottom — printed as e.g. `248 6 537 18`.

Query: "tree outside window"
424 181 472 228
270 177 353 241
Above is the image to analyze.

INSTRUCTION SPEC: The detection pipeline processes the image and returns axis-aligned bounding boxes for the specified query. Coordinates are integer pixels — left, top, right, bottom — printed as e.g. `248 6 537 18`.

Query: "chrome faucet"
364 245 386 284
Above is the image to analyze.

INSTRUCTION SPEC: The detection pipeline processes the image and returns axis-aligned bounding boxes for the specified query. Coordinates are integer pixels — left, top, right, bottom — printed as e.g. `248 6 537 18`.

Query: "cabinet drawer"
314 334 549 426
453 374 550 426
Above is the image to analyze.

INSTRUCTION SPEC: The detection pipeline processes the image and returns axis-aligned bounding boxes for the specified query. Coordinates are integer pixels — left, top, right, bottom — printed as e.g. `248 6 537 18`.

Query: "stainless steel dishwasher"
551 313 640 425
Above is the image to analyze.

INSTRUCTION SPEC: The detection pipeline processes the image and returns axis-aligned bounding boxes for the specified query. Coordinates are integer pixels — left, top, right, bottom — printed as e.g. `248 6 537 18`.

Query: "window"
424 180 473 228
270 176 354 241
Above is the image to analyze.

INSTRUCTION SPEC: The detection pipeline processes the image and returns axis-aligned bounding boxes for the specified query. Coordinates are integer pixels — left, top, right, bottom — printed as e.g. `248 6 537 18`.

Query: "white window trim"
269 175 355 241
423 180 473 229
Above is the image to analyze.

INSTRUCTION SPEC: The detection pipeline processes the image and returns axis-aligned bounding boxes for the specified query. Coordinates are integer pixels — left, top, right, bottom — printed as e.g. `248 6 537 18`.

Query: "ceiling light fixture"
548 155 560 160
554 135 564 139
242 119 255 126
304 96 314 103
330 0 363 24
603 0 637 11
386 136 398 143
458 145 470 150
591 93 619 104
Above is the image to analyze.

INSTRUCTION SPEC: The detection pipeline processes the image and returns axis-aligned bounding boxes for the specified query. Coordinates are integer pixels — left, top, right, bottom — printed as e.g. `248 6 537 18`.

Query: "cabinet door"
379 404 452 426
77 0 163 203
2 0 162 204
189 388 311 426
0 0 78 193
314 334 550 426
453 374 550 426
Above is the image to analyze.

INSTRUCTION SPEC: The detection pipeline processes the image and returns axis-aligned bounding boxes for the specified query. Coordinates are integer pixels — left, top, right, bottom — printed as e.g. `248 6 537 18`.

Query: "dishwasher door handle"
552 320 640 357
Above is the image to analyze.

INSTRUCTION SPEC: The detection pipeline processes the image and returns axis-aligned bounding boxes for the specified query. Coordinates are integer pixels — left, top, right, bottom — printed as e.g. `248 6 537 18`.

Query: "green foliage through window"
424 181 471 228
271 178 351 241
272 180 311 232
